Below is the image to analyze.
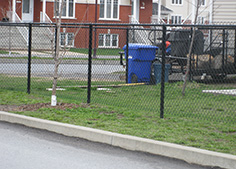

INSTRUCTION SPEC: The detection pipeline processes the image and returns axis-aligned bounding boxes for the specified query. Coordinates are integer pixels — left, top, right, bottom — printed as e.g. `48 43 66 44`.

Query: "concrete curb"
0 111 235 169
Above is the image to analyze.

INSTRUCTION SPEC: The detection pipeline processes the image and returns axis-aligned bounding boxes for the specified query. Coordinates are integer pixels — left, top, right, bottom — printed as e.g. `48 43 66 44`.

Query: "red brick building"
0 0 153 49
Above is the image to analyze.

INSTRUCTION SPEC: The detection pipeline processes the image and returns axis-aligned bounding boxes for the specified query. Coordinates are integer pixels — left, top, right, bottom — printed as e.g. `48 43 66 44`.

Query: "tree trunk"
182 0 200 96
50 1 86 106
51 0 62 106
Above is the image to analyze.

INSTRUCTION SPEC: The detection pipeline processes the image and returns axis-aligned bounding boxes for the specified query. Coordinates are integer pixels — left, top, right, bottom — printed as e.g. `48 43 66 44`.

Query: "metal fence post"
87 24 93 103
222 29 225 67
55 26 57 57
235 29 236 68
160 25 166 118
189 28 193 81
132 26 135 43
27 23 32 94
126 28 129 83
209 29 212 65
226 31 228 64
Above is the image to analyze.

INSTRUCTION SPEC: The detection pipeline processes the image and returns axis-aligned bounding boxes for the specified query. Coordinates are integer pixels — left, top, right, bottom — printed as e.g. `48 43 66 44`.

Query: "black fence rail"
0 22 236 124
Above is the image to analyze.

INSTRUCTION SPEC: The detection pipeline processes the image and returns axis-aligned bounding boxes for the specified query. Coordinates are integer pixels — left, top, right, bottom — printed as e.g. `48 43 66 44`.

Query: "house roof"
153 3 173 15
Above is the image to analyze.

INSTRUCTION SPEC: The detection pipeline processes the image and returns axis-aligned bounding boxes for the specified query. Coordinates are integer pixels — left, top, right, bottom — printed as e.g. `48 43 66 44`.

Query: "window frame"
98 34 119 48
200 0 206 6
171 0 183 5
22 0 30 13
197 16 205 24
171 15 182 24
54 0 75 19
60 32 74 47
99 0 119 20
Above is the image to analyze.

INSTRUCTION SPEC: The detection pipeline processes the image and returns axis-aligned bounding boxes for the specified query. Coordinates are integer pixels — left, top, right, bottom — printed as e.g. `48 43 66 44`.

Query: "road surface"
0 63 124 75
0 121 215 169
0 62 125 81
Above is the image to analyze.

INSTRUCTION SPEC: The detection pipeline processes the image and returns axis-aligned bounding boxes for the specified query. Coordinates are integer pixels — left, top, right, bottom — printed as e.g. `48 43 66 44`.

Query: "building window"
200 0 205 6
171 0 182 5
99 0 119 19
197 16 205 24
98 34 118 47
22 0 30 13
55 0 74 18
60 33 74 46
171 15 182 24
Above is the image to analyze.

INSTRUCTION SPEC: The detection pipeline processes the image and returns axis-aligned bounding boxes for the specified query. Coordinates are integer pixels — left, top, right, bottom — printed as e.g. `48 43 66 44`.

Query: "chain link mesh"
0 23 235 123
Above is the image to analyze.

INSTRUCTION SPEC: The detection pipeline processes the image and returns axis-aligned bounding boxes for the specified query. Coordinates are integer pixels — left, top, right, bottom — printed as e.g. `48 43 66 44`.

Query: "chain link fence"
0 22 236 124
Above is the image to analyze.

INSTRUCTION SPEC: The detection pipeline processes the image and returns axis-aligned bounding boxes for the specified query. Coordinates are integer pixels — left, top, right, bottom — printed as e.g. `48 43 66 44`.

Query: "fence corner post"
160 25 166 118
87 24 93 104
27 23 32 94
126 28 129 83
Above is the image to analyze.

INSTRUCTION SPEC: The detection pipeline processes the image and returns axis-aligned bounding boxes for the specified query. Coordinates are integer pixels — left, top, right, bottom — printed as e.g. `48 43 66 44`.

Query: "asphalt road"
0 121 216 169
0 58 184 81
0 63 124 74
0 63 125 81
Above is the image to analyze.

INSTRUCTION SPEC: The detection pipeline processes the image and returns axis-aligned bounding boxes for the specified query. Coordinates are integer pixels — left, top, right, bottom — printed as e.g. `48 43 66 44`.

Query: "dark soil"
0 103 87 112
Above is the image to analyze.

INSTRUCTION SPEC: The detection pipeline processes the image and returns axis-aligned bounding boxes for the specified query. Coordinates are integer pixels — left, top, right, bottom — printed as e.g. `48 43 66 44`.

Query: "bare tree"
50 0 64 106
50 0 89 106
182 0 201 96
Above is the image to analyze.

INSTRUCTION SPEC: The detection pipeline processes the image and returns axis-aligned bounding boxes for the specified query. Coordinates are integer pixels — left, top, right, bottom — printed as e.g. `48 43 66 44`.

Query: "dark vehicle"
149 28 236 81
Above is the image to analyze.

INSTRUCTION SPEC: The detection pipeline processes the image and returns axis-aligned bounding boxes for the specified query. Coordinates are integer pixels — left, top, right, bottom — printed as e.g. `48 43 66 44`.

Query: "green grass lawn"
0 48 122 56
70 48 122 56
0 50 9 54
0 75 235 155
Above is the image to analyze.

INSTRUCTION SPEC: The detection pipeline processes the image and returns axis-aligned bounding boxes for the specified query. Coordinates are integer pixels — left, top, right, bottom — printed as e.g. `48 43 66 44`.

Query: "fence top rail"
1 22 236 29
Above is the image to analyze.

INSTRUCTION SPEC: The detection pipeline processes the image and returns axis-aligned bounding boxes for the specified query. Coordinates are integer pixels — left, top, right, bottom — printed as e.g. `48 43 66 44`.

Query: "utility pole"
158 0 161 23
93 0 98 58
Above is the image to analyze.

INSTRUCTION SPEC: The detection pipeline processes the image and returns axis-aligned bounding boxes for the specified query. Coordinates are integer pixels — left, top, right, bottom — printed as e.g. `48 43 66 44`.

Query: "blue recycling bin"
153 63 171 84
123 44 158 83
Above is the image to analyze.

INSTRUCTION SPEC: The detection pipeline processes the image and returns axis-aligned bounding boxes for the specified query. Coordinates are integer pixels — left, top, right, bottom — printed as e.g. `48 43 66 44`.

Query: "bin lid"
123 43 158 50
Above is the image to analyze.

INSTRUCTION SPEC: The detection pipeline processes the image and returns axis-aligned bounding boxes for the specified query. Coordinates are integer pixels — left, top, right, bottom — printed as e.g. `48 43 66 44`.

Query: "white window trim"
197 16 205 24
99 0 120 20
54 0 75 19
60 32 74 47
171 15 182 24
98 34 119 48
171 0 183 5
200 0 206 6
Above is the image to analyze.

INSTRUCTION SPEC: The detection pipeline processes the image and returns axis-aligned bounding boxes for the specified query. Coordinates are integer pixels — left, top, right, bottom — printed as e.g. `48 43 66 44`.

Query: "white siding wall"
166 0 188 20
212 0 236 23
165 0 210 23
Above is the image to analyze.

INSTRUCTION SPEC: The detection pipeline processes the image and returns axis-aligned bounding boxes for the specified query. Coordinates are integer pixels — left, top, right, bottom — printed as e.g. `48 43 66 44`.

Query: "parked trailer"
149 28 236 81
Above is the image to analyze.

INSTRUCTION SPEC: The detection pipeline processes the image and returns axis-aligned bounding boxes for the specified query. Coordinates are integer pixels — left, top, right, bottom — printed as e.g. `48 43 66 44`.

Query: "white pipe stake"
51 95 57 106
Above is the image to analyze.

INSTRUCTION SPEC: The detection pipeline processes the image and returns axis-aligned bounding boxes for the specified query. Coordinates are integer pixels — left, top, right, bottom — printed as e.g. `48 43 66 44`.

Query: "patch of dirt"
0 103 88 112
